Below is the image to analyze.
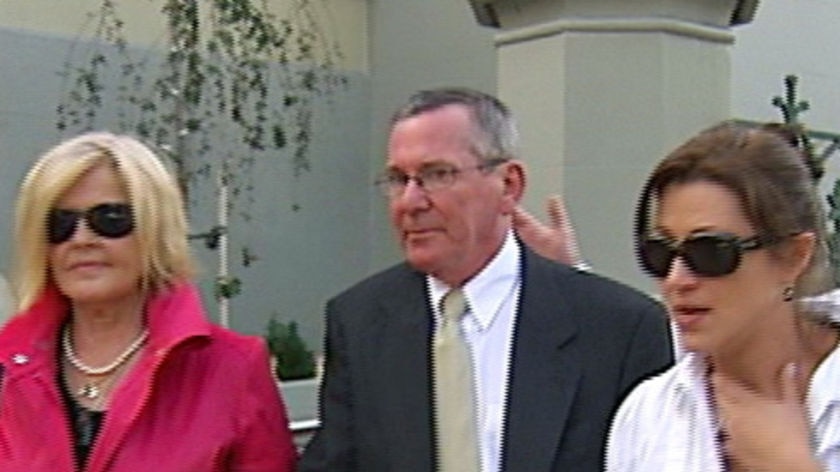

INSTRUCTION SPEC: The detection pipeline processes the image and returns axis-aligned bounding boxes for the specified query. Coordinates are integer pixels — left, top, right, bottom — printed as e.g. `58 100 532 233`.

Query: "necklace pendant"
78 383 100 400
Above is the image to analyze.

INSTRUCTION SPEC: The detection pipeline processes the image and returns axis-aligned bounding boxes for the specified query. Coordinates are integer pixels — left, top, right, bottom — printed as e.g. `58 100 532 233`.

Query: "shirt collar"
672 352 709 402
428 231 521 331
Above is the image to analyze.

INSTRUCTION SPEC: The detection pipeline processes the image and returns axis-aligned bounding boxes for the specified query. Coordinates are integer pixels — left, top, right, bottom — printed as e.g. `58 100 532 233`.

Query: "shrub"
264 318 316 381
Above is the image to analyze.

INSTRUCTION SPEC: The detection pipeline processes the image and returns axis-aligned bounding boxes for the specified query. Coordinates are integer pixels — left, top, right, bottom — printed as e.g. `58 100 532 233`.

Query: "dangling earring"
783 286 794 302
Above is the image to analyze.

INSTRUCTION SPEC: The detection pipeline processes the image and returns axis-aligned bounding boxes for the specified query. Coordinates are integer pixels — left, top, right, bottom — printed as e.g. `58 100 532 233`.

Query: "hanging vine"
55 0 346 317
57 0 345 203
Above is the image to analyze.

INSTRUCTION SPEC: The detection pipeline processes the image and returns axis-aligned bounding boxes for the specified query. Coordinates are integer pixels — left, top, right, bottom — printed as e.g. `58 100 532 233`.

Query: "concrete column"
471 0 758 290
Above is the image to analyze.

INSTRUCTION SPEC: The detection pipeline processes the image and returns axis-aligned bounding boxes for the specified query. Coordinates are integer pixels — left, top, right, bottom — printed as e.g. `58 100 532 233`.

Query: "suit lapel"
502 250 581 472
376 267 435 471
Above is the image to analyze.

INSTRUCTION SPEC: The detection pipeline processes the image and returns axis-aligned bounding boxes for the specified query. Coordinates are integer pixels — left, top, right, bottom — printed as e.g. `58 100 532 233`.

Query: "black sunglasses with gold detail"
48 203 134 244
638 231 772 278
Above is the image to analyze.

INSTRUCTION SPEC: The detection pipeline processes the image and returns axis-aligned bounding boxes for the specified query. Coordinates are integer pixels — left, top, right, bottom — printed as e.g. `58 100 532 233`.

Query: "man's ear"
499 160 526 214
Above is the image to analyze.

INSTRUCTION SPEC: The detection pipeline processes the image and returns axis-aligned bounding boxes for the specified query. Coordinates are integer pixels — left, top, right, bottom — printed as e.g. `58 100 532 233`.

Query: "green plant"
56 0 345 326
769 76 840 285
264 318 316 381
738 75 840 284
57 0 344 192
213 275 242 299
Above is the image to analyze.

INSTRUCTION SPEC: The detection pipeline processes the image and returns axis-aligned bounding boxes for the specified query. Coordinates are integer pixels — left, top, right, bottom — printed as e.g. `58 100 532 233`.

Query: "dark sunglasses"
48 203 134 244
639 231 769 278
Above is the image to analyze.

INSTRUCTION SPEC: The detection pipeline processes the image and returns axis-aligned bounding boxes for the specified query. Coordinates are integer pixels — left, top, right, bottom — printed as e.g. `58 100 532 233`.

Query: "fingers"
712 363 805 410
511 205 537 229
780 362 804 403
514 195 567 231
545 195 584 263
711 371 760 419
545 195 566 230
513 195 582 266
711 371 744 405
710 365 816 470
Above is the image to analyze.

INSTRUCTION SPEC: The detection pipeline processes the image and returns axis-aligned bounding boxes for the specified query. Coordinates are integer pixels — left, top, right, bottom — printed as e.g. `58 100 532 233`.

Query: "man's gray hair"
390 87 519 162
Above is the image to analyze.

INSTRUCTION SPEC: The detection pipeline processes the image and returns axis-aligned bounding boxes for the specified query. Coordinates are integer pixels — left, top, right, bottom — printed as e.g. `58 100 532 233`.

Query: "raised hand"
512 195 584 267
712 363 824 472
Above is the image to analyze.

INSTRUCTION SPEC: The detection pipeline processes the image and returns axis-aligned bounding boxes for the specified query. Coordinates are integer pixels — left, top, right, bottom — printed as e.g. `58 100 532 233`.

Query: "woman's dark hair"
634 121 833 304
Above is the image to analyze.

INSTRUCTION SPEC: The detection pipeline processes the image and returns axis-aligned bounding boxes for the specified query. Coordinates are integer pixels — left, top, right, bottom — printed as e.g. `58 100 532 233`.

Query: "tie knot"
440 288 467 324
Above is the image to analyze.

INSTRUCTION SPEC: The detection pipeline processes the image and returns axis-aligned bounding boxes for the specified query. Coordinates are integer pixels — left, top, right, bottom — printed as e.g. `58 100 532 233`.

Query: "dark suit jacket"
299 247 673 471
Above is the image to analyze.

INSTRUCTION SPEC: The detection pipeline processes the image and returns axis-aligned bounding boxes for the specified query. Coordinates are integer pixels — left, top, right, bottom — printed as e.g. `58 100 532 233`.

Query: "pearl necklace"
62 324 149 376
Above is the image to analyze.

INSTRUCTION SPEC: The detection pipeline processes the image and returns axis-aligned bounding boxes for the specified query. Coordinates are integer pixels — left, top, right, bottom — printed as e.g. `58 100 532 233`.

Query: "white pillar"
472 0 758 289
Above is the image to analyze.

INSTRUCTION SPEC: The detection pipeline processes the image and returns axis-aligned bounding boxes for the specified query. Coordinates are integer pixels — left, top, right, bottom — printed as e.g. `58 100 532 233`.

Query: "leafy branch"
55 0 346 321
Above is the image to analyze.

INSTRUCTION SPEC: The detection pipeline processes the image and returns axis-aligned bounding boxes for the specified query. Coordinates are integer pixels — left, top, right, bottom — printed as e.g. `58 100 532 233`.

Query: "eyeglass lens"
640 233 748 278
48 203 135 244
376 158 507 196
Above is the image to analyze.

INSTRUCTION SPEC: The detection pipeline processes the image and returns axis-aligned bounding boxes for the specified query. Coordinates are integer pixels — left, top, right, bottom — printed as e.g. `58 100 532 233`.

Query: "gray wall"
0 28 70 311
0 26 372 348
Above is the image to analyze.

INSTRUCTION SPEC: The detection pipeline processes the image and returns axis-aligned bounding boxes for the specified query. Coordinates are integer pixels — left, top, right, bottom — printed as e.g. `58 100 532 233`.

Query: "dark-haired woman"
606 122 840 471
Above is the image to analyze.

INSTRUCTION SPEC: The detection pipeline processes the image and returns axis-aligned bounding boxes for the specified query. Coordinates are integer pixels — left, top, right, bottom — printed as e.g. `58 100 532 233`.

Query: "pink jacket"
0 283 296 471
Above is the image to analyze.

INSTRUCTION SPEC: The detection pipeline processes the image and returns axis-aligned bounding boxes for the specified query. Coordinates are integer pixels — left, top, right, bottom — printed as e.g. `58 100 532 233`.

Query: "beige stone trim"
496 18 735 46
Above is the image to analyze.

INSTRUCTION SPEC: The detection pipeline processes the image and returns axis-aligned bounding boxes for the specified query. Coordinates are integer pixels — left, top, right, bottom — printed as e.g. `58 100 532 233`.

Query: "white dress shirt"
428 231 521 472
606 344 840 471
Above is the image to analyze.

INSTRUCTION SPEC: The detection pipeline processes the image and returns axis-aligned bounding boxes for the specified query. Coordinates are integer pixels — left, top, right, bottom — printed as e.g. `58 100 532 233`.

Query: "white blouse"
606 345 840 471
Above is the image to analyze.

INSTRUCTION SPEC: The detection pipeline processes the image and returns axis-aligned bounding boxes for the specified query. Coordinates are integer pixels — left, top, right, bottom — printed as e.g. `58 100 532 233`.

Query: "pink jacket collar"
0 282 211 372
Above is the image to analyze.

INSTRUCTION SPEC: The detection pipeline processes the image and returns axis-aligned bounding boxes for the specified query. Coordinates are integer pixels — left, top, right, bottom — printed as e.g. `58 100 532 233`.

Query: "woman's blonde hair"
13 131 196 311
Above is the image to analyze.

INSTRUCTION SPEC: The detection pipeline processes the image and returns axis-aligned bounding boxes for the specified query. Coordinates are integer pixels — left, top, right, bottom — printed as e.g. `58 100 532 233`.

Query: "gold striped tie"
434 288 480 472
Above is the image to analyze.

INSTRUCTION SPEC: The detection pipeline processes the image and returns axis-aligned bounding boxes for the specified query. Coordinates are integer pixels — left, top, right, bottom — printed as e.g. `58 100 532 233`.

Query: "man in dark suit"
299 87 673 472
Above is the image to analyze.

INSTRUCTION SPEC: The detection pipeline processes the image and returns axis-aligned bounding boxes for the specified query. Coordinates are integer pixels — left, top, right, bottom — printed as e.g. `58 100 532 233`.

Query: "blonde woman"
0 132 296 471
